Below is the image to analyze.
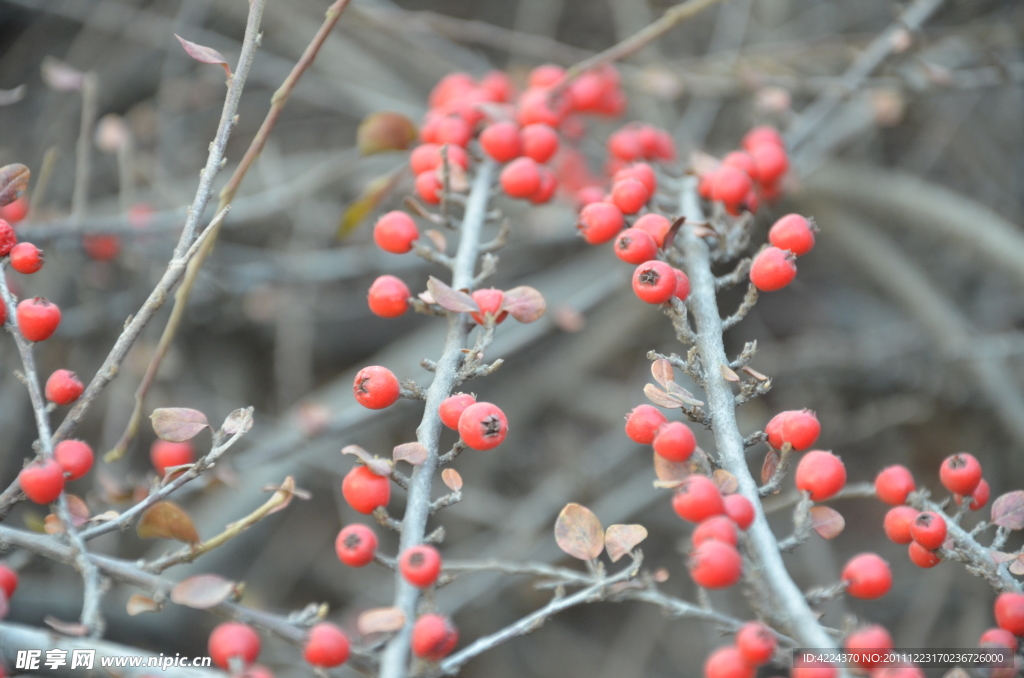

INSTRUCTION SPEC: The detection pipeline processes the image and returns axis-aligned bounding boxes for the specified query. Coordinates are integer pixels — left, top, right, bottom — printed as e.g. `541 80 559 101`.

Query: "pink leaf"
992 490 1024 530
426 277 478 313
501 286 547 323
393 442 428 466
554 503 604 561
175 35 232 78
809 506 845 540
150 408 209 442
605 524 647 563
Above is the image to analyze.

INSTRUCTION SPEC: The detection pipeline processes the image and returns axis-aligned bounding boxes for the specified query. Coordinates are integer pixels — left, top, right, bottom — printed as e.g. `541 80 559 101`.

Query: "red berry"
9 242 42 274
411 614 459 661
368 275 411 318
909 511 947 550
742 189 760 214
576 186 605 207
353 366 400 410
440 393 476 430
608 129 643 162
435 115 472 147
82 234 121 261
480 122 522 162
907 541 941 568
791 662 837 678
722 151 755 177
0 219 14 256
689 539 742 589
652 129 675 161
841 552 892 599
749 247 797 292
0 566 17 600
577 202 624 245
768 214 816 256
373 211 419 254
710 165 752 205
410 144 469 174
150 440 194 476
18 460 64 504
528 64 565 88
980 627 1018 651
54 440 93 481
874 465 916 505
517 87 569 127
458 401 508 450
703 646 754 678
16 297 61 342
209 622 261 670
429 73 475 109
303 623 349 668
335 524 377 567
632 260 677 304
480 71 515 102
751 142 789 185
652 421 696 463
568 72 605 111
672 475 725 523
633 213 671 248
794 450 846 501
342 465 391 514
610 178 649 215
939 452 982 496
765 409 820 451
736 622 776 666
624 404 666 444
883 506 917 544
742 126 784 152
470 288 508 325
995 592 1024 636
529 166 558 204
520 124 559 164
723 494 755 530
500 157 542 199
844 625 893 668
614 163 657 197
955 477 989 511
673 268 690 301
45 369 84 405
400 544 442 588
692 515 738 547
613 228 658 265
415 170 443 205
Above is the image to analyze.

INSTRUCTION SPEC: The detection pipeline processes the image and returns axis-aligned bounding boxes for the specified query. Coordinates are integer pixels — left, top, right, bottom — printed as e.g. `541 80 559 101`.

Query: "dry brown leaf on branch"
809 506 845 540
604 524 648 562
137 501 200 544
171 574 236 609
441 468 463 491
991 490 1024 529
358 607 406 636
554 503 604 561
151 408 209 443
175 35 232 78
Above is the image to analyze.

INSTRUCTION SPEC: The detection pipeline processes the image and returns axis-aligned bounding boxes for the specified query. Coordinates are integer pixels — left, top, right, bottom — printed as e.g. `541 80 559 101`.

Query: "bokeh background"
0 0 1023 676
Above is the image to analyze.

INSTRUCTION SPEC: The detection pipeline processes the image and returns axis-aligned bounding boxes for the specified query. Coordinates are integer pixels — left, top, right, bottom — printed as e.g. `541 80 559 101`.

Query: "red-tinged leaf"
44 495 91 533
40 57 84 91
221 407 254 436
175 35 231 77
652 448 706 483
651 359 674 388
418 290 436 305
720 364 740 382
712 470 738 495
990 550 1016 564
809 506 845 540
1010 556 1024 576
358 607 406 636
151 408 209 442
87 510 120 524
43 515 62 535
761 448 781 485
644 383 682 409
126 594 161 616
0 164 30 207
665 381 704 406
341 446 393 478
425 229 447 252
605 524 648 563
554 503 604 561
501 286 547 324
441 468 463 492
137 501 200 544
44 616 88 636
742 365 769 381
171 574 235 609
426 277 478 313
992 490 1024 530
393 442 428 466
357 112 417 156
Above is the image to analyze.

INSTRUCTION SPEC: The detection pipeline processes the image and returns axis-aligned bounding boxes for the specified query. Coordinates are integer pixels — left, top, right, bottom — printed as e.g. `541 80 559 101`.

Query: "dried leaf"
44 616 88 636
742 365 768 381
712 470 738 495
651 359 674 388
653 448 701 482
425 229 447 252
87 510 120 524
644 383 682 409
809 506 845 540
137 501 200 544
260 479 312 502
652 568 669 583
151 408 209 442
604 524 648 562
418 290 436 305
441 468 463 492
171 574 235 609
720 364 740 382
44 495 91 533
0 85 25 107
174 35 231 77
990 550 1016 564
761 448 781 486
357 112 417 155
992 490 1024 530
554 503 604 561
254 476 303 518
126 594 161 616
653 479 685 489
221 407 254 436
341 446 393 478
358 607 406 636
426 277 478 313
393 442 428 466
662 216 687 251
1010 557 1024 576
40 57 84 91
501 286 547 324
665 382 704 406
336 172 401 240
0 164 30 207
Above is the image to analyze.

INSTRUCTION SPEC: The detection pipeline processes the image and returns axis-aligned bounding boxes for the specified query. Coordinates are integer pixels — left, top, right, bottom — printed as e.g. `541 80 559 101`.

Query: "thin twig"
71 72 98 224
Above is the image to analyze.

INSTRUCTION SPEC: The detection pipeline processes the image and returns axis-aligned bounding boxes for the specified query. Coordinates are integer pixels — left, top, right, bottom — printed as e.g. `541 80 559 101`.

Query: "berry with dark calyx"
624 404 666 444
303 623 350 668
150 440 194 476
765 409 820 451
412 614 459 661
692 515 738 548
844 625 893 668
353 366 400 410
672 268 690 301
907 541 941 568
335 524 378 567
703 646 754 678
54 440 93 481
874 465 916 505
45 369 84 405
209 622 261 670
672 475 725 523
399 544 442 588
470 288 508 326
841 553 892 599
610 178 649 215
794 450 846 501
910 511 947 550
633 213 671 248
955 477 990 511
768 214 816 256
939 452 982 496
342 465 391 514
9 242 43 274
500 157 542 199
368 275 411 318
16 297 61 342
995 592 1024 636
736 622 776 666
479 122 521 162
0 219 14 256
883 506 917 544
689 540 742 589
723 493 755 530
980 627 1018 651
0 566 17 600
440 393 476 430
373 211 418 254
577 202 624 245
613 228 658 265
749 247 797 292
520 123 559 164
18 460 64 504
710 165 752 205
632 260 677 304
458 401 508 450
652 421 696 463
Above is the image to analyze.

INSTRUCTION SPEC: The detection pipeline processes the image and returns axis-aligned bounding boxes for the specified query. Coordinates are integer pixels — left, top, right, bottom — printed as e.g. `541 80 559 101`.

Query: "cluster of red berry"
207 619 351 673
697 126 788 215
